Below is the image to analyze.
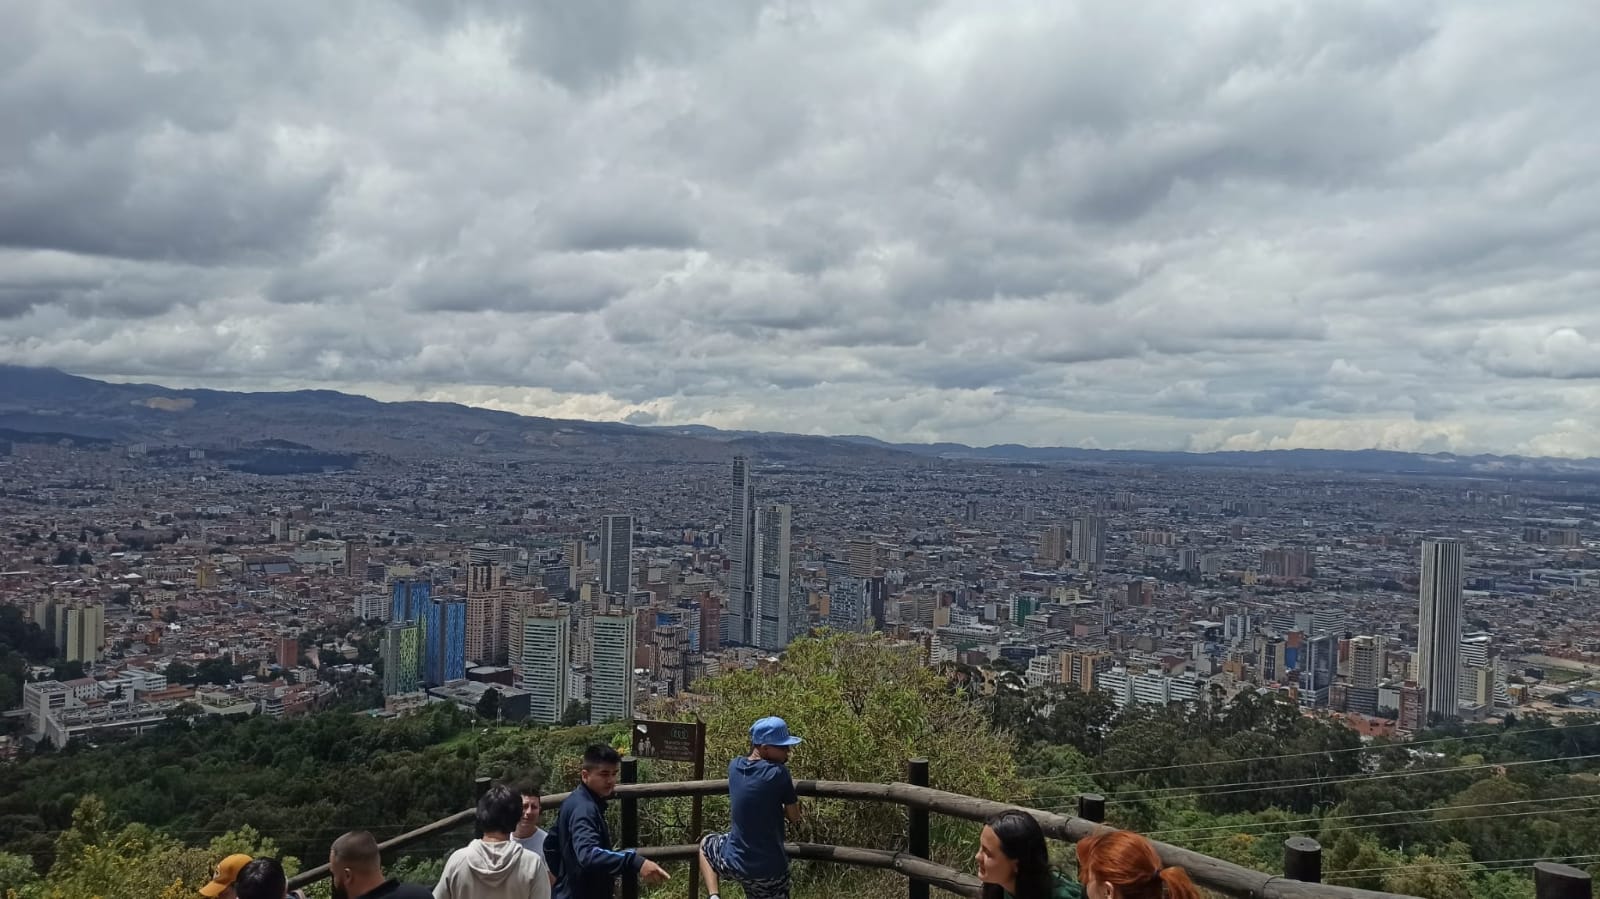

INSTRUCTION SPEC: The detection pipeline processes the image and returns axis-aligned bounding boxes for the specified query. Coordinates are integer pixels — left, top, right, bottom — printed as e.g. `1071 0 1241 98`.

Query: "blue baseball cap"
750 716 803 747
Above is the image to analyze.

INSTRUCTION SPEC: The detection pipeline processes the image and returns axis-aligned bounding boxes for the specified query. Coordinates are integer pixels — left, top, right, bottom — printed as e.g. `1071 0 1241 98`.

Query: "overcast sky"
3 2 1599 456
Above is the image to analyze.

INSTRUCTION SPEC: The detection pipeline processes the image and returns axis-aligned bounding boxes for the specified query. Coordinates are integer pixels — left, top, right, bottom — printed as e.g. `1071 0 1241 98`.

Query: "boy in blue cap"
697 716 803 899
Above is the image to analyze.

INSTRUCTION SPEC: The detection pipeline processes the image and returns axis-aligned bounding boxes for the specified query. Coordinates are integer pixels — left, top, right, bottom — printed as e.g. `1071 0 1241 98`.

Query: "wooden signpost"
632 719 708 899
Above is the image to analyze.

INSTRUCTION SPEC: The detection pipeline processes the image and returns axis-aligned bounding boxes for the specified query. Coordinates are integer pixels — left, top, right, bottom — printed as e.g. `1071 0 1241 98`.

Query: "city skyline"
2 3 1599 456
7 427 1596 751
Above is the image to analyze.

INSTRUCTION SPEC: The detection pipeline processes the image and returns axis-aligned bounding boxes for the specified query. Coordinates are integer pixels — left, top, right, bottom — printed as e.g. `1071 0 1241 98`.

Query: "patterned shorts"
700 832 792 899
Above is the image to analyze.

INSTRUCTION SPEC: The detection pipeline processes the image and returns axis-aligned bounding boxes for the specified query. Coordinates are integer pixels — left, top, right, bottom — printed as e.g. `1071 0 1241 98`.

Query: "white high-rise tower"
1073 514 1106 569
1417 539 1464 720
591 611 636 723
755 503 793 650
519 604 571 724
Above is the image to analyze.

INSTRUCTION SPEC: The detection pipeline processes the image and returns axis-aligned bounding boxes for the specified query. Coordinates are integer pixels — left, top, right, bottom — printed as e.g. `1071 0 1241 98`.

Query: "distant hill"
5 365 1599 476
0 365 722 462
654 422 1600 477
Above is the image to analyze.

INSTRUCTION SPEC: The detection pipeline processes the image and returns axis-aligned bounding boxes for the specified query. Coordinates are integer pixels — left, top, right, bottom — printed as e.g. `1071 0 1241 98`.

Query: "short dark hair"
330 831 381 870
582 743 621 769
235 858 288 899
477 784 523 835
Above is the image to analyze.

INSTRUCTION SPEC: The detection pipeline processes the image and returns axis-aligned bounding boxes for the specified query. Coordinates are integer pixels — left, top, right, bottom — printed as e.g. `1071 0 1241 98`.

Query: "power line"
1100 753 1600 803
1014 721 1600 793
1326 853 1600 879
1176 803 1600 848
1134 792 1600 837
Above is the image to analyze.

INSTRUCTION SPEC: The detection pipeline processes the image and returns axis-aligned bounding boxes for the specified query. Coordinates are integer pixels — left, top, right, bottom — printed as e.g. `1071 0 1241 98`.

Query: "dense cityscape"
6 3 1600 897
5 429 1598 758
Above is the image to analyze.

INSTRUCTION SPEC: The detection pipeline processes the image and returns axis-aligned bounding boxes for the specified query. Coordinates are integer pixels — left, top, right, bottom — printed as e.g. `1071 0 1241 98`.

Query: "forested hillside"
2 634 1598 899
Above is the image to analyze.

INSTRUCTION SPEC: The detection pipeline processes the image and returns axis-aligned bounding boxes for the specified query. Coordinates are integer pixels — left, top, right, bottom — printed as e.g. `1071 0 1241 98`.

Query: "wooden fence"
287 760 1593 899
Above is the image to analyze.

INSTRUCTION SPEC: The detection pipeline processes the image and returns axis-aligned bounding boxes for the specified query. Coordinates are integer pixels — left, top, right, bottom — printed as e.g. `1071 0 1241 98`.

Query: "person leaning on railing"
545 744 670 899
1075 830 1200 899
977 813 1202 899
976 811 1081 899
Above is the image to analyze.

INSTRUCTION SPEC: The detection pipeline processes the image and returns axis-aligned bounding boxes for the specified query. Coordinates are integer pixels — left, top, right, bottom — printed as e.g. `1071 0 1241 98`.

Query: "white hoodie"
434 838 550 899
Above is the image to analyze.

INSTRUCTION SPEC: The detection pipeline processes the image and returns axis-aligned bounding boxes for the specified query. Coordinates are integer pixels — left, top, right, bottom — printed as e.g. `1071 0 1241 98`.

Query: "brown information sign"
631 719 702 763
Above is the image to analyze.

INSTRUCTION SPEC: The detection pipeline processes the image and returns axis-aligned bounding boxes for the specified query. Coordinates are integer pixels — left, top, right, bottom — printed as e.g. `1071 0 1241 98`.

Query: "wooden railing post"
1283 837 1322 883
908 758 930 899
472 776 491 838
1536 862 1593 899
621 756 639 899
1077 793 1106 823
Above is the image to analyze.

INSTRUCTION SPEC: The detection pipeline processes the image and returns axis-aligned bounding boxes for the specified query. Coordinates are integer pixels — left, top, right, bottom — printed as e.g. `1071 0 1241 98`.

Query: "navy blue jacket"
546 781 644 899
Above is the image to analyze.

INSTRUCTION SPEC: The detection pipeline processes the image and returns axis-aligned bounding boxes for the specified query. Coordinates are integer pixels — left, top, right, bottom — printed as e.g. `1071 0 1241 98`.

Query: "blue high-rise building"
391 578 432 623
423 597 467 686
1297 632 1338 709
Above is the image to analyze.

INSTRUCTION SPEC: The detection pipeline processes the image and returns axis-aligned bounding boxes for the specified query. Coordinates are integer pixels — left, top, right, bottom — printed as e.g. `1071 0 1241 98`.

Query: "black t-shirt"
353 879 434 899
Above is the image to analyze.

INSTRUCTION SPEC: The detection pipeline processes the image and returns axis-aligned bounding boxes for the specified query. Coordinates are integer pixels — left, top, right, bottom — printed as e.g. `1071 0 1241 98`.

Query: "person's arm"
543 826 561 882
433 849 459 899
529 855 553 899
780 767 802 824
568 806 645 875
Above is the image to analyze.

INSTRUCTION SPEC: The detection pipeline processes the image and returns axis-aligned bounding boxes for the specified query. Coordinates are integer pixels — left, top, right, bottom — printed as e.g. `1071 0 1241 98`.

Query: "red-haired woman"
1075 830 1200 899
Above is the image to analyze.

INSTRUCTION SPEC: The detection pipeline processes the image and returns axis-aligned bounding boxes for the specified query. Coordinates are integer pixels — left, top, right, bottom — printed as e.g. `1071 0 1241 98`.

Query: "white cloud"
2 0 1600 455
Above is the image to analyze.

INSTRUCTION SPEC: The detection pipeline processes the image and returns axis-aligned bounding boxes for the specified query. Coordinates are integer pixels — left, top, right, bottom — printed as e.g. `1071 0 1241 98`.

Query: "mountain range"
3 364 1598 477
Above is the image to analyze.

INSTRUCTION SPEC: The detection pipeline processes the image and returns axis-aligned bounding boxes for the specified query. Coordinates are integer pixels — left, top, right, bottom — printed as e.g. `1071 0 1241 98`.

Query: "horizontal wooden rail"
641 843 982 898
288 809 473 889
291 778 1419 899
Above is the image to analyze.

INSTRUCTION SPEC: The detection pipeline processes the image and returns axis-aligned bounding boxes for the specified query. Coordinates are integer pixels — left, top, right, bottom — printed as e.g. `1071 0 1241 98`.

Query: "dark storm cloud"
2 0 1600 454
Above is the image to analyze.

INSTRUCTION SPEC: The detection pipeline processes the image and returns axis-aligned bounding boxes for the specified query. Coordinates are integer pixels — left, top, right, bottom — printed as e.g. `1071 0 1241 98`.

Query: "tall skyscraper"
848 538 877 578
866 575 888 632
1350 636 1382 689
699 594 723 653
423 597 467 686
828 575 868 633
464 561 507 663
276 633 300 669
1297 632 1338 707
37 601 104 664
727 457 757 645
1417 539 1464 720
1039 525 1069 565
466 561 504 596
465 592 503 665
390 578 431 623
59 604 105 664
591 611 636 723
600 515 634 595
344 540 370 582
755 503 793 650
520 604 571 724
1072 514 1106 569
566 538 586 590
381 622 423 695
503 587 546 671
